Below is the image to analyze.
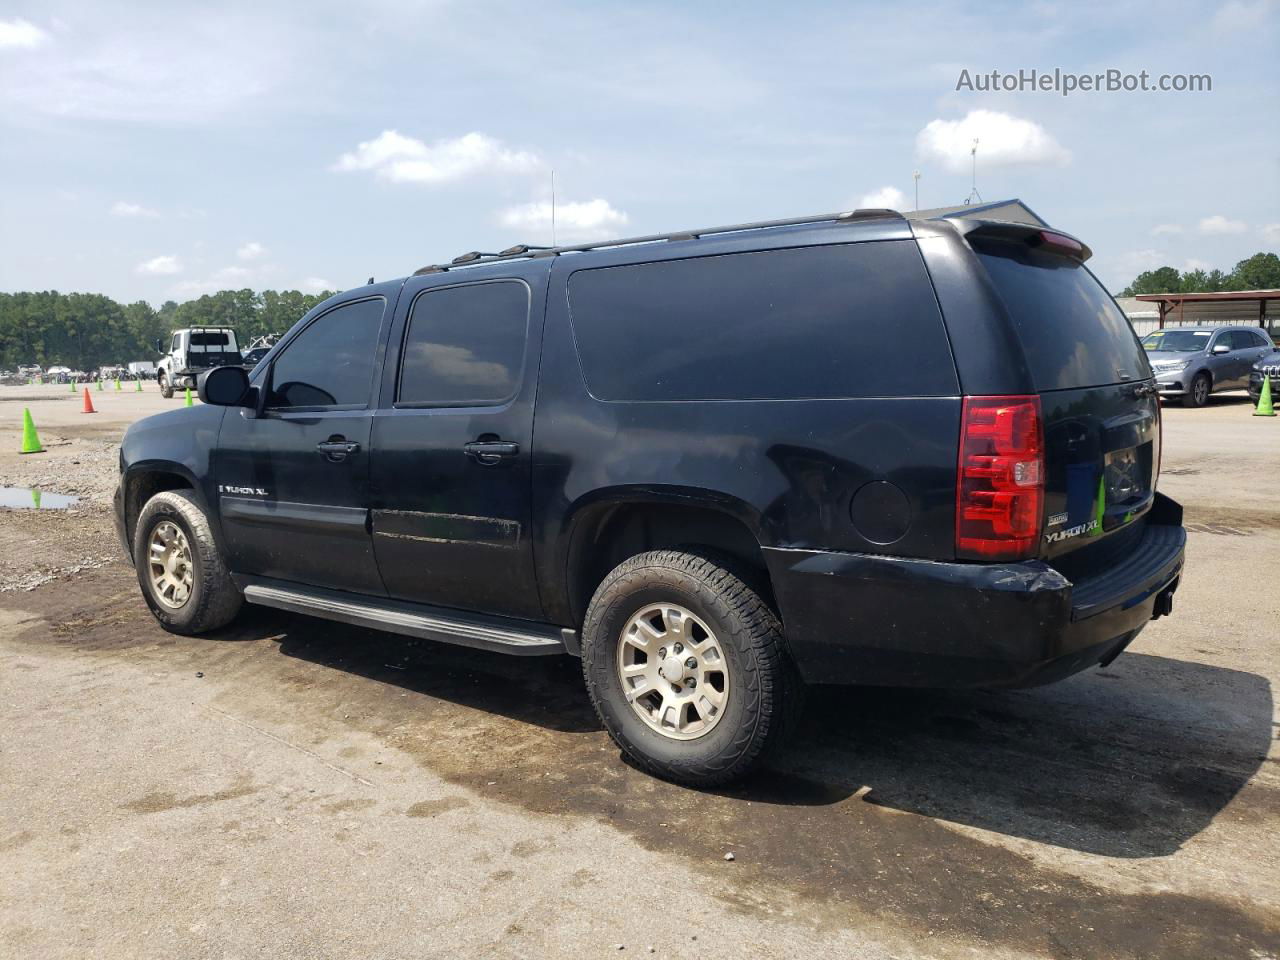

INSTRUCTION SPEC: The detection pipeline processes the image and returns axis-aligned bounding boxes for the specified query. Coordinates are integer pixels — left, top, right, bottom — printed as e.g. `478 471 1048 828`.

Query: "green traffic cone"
1254 375 1276 417
19 407 44 454
69 379 76 393
31 488 41 508
185 386 193 407
97 379 103 391
115 378 121 391
136 378 143 392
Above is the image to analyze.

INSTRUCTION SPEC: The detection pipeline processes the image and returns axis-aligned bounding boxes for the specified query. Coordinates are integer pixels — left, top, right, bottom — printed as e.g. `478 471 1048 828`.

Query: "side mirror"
154 338 164 353
197 365 251 407
1211 343 1230 355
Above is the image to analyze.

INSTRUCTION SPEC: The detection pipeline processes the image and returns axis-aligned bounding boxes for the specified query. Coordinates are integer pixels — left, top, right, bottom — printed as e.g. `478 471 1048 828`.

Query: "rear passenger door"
369 262 549 621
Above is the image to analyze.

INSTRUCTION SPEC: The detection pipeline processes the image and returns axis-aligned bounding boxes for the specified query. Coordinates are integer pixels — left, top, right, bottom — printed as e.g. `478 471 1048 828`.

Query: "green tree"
1120 266 1182 297
1228 252 1280 291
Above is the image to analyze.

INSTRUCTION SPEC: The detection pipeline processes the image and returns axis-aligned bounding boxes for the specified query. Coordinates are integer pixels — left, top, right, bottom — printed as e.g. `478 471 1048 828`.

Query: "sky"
0 0 1276 304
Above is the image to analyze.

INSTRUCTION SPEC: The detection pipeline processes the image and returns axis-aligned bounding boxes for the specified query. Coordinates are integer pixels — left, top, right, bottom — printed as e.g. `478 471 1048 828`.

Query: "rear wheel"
1183 372 1210 408
133 490 241 634
581 550 802 786
158 372 174 399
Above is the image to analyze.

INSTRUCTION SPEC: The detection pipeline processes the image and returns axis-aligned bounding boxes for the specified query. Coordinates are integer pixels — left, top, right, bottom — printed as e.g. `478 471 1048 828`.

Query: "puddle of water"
0 487 79 509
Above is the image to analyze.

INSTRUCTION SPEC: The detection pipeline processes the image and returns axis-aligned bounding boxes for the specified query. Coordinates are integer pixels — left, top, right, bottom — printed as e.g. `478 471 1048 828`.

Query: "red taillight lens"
956 395 1044 561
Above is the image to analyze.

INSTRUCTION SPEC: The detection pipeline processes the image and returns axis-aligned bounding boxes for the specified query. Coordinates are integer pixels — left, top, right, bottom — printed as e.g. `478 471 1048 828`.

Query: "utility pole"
913 170 921 211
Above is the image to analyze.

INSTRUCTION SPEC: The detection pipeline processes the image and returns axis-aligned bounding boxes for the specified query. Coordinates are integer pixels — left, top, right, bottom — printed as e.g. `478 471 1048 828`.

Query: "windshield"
1141 330 1210 352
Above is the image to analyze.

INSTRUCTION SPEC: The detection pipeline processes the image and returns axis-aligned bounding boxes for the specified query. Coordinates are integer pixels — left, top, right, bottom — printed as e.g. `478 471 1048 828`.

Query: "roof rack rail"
412 208 904 276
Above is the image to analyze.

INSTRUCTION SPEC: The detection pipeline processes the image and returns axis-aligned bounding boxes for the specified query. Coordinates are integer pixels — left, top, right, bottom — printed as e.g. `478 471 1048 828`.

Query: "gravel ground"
1 383 1277 959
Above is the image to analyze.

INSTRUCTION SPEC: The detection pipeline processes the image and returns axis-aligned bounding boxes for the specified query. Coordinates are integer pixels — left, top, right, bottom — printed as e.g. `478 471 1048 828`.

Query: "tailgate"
971 233 1160 572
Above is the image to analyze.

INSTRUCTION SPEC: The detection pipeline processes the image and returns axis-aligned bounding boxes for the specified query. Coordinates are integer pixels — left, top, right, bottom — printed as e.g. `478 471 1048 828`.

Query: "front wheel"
1183 372 1210 408
158 372 174 399
581 550 803 786
133 490 242 634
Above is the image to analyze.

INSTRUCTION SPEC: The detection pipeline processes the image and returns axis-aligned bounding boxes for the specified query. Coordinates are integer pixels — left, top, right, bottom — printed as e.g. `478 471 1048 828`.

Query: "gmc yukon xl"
114 208 1186 785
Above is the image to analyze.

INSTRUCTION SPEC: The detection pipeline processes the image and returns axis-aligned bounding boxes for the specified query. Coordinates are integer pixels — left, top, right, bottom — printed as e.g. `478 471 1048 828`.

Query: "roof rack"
412 208 904 276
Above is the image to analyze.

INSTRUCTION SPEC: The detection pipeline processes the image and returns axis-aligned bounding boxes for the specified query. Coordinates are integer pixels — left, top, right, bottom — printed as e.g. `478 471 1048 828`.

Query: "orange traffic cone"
82 387 97 414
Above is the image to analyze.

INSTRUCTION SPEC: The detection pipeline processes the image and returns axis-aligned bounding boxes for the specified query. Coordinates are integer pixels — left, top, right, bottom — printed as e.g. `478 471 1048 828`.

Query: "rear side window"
397 280 530 406
976 244 1148 390
567 241 956 401
268 297 385 408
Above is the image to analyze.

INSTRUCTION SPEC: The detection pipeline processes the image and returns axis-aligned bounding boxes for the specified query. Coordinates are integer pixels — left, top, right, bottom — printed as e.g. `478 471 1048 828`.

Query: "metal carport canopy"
1133 289 1280 331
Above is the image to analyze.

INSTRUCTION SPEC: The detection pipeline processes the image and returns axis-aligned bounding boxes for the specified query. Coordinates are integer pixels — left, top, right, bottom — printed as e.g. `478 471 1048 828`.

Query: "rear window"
567 241 956 401
976 244 1148 390
190 331 234 347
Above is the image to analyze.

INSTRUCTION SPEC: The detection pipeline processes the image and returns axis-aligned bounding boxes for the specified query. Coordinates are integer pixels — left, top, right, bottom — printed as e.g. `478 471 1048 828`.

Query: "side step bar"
241 581 568 657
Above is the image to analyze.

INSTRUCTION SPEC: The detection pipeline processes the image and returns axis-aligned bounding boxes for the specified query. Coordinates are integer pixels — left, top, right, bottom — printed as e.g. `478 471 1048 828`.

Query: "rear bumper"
765 493 1185 688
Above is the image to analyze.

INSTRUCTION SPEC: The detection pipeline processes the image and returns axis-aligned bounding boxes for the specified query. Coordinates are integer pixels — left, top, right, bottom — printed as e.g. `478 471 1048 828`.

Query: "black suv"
114 209 1186 785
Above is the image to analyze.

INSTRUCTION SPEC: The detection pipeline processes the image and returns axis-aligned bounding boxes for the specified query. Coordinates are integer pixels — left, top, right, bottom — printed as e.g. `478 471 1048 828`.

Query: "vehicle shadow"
233 605 601 734
785 652 1273 857
236 607 1271 858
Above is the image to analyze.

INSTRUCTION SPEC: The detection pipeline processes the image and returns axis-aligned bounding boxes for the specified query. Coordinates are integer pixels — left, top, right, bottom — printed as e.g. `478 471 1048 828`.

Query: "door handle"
463 440 519 464
316 438 360 462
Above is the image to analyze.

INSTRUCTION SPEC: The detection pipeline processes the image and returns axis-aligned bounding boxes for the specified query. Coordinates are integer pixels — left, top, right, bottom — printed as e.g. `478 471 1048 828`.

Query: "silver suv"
1142 325 1275 408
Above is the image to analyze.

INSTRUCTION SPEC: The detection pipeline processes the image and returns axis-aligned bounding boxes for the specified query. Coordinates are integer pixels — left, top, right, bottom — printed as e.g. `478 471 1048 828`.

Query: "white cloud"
499 197 629 243
136 255 182 275
1115 249 1165 276
1151 223 1183 236
1183 258 1212 271
1260 223 1280 245
299 277 333 293
858 186 906 209
237 241 266 260
1199 214 1247 234
1212 0 1275 33
333 130 539 184
111 200 159 218
916 109 1070 171
0 18 48 49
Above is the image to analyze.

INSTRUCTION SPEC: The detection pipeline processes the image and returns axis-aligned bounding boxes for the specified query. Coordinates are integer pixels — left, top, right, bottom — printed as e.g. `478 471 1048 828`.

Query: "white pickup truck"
155 327 241 398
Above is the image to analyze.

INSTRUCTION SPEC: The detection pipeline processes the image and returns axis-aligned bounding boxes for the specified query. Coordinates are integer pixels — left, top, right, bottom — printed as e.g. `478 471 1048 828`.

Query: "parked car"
240 346 272 369
155 327 242 398
1142 326 1275 407
114 209 1186 785
1248 349 1280 404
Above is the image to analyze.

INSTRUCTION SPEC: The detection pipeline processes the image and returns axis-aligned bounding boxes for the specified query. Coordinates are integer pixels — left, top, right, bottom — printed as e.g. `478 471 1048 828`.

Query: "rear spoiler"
926 218 1093 263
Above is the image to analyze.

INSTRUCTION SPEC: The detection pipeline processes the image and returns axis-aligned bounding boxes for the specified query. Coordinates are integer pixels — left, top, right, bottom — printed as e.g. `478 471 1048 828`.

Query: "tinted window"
976 244 1148 390
191 332 231 347
268 298 384 408
398 281 529 405
567 242 955 401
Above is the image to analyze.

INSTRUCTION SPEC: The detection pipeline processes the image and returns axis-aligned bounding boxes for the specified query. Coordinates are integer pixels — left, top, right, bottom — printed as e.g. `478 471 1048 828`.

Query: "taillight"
956 395 1044 561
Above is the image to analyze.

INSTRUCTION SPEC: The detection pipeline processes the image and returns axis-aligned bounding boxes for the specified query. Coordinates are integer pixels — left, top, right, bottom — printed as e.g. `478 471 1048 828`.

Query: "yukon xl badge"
1044 518 1100 543
219 484 269 496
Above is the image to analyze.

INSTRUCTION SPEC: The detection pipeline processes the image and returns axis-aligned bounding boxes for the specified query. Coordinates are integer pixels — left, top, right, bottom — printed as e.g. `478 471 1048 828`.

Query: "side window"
268 298 385 409
397 280 529 406
1248 330 1269 348
171 334 181 352
1226 331 1251 351
567 242 956 401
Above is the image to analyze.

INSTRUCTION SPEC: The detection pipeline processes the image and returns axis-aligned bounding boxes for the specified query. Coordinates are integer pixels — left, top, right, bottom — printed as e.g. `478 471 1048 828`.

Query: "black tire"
1183 372 1210 408
133 489 242 635
158 372 174 399
581 550 803 786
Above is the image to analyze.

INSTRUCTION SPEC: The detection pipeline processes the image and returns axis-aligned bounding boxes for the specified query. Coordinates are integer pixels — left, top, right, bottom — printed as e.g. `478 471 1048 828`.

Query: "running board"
240 581 567 657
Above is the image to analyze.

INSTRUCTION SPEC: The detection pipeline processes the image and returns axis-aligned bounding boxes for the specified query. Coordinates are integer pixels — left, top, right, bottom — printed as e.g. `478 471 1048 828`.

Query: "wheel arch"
560 488 774 629
122 462 201 549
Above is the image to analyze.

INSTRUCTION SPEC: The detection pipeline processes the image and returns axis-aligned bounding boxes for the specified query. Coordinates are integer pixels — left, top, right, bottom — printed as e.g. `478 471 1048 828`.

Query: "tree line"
1119 251 1280 297
0 288 335 372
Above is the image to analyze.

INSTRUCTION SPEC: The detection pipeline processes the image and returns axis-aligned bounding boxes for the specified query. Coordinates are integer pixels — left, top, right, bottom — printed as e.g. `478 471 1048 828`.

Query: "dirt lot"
1 383 1277 959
